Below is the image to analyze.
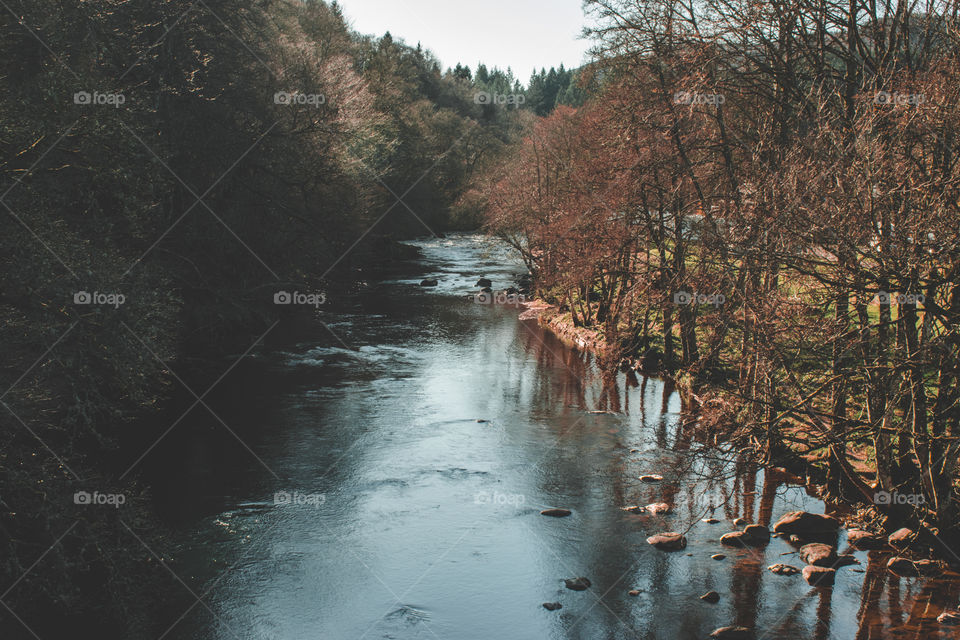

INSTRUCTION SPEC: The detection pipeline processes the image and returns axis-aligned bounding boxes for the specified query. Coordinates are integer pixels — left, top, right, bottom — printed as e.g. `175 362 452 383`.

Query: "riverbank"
518 300 609 354
517 291 958 575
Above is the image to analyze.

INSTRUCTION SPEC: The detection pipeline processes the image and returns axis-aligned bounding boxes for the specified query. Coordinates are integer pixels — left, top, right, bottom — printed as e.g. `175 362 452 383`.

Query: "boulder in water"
646 532 687 551
772 511 840 540
720 532 748 547
888 527 915 549
743 524 770 545
846 529 886 550
564 577 591 591
799 543 837 567
645 502 671 515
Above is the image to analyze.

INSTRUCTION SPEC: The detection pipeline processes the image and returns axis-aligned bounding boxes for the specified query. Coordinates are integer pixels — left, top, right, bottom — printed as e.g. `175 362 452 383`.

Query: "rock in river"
887 556 918 576
639 474 664 483
721 525 769 547
888 527 915 549
799 543 837 567
846 529 886 550
887 556 944 577
711 553 726 560
542 602 562 611
709 626 753 639
646 532 687 551
720 531 749 547
701 590 720 603
743 524 770 544
772 511 840 539
540 508 572 518
476 278 492 288
645 502 672 515
564 577 591 591
802 565 836 587
938 610 960 625
420 279 438 287
768 563 801 576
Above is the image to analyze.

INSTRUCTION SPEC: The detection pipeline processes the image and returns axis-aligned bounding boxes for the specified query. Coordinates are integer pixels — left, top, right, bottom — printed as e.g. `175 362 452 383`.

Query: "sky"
336 0 593 84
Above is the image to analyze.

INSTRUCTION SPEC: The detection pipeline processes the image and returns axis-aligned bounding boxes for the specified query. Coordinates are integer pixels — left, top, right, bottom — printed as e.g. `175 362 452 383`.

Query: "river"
149 234 959 640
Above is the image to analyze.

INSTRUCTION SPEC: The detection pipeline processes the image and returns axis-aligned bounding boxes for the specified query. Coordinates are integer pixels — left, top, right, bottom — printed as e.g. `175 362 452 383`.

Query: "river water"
151 234 959 640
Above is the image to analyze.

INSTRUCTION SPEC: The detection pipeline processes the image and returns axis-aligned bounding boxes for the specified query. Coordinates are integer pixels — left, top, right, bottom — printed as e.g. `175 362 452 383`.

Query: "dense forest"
0 0 582 636
476 0 960 569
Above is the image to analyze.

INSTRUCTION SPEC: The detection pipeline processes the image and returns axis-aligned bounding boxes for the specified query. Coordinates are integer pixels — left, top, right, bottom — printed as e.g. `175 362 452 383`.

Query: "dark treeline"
0 0 574 636
477 0 960 560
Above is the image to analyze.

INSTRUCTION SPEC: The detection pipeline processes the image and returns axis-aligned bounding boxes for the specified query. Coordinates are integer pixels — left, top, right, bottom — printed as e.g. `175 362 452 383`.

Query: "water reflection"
150 235 959 640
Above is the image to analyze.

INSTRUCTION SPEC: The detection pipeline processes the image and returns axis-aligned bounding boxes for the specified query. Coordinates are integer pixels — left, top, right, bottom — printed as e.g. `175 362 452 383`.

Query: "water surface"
152 234 960 639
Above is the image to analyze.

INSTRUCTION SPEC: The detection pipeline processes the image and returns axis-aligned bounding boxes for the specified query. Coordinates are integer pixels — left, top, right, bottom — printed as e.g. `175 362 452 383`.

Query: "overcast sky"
337 0 593 82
